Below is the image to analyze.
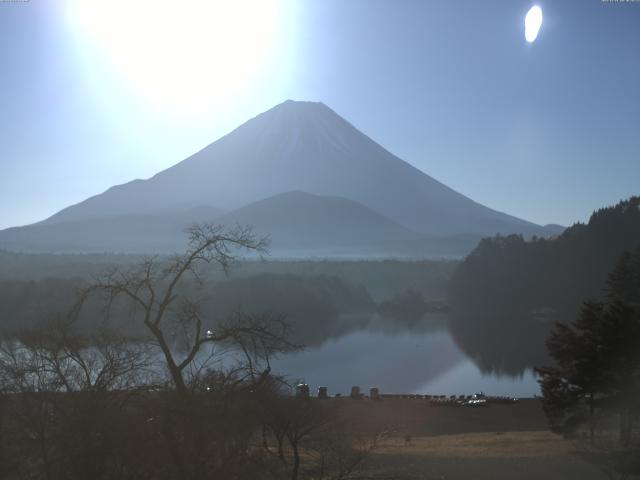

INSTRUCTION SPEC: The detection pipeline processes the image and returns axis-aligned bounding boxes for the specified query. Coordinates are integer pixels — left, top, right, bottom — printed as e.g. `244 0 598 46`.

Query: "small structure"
295 383 310 399
463 393 487 407
317 386 328 399
350 385 361 399
369 387 380 401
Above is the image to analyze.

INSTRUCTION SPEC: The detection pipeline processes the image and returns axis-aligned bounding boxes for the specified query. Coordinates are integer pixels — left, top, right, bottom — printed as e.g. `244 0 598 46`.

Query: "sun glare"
525 5 543 43
66 0 280 113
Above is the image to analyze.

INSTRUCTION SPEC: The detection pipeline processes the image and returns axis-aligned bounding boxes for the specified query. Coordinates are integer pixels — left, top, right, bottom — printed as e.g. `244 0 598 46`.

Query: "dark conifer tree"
536 248 640 446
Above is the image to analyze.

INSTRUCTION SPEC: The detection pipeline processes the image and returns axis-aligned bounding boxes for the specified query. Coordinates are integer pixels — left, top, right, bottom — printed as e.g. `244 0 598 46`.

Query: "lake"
271 320 540 398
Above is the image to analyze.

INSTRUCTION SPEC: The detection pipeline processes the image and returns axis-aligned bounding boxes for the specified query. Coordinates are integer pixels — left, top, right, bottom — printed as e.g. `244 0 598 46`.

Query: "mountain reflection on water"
271 314 540 397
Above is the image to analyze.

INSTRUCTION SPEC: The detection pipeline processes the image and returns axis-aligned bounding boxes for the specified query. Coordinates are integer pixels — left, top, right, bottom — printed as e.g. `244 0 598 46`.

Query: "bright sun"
65 0 281 113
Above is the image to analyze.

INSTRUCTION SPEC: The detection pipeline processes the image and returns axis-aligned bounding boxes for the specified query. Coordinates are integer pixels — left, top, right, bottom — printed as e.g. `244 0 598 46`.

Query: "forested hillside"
449 197 640 374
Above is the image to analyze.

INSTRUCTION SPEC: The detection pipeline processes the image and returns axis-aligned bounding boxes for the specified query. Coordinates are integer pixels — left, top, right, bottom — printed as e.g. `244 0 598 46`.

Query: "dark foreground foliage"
536 247 640 479
0 329 384 480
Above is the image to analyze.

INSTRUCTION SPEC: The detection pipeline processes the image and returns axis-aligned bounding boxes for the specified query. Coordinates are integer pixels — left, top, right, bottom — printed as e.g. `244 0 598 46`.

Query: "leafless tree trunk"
79 223 274 394
73 223 302 479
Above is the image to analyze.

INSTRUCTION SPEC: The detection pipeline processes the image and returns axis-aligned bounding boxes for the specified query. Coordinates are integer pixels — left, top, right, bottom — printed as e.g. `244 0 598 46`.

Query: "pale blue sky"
1 0 639 229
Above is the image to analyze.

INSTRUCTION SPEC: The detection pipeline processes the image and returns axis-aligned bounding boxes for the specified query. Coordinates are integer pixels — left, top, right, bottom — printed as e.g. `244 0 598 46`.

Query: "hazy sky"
1 0 639 229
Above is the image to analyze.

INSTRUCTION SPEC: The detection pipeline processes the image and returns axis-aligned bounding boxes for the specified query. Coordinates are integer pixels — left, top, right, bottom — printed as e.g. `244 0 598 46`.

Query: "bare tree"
0 316 156 480
0 224 316 480
80 223 276 394
73 223 304 479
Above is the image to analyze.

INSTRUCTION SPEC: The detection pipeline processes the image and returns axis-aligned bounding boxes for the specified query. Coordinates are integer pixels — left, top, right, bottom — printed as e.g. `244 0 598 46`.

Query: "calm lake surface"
271 321 540 397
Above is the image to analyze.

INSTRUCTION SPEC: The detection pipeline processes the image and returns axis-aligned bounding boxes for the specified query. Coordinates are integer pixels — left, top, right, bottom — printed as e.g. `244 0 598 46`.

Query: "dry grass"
377 431 577 458
332 400 608 480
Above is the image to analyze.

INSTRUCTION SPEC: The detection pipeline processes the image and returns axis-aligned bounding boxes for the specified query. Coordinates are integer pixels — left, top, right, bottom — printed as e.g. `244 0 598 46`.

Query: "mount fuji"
0 100 560 256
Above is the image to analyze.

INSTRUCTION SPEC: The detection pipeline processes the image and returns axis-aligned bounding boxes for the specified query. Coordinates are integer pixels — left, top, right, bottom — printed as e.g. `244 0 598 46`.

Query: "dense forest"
449 196 640 374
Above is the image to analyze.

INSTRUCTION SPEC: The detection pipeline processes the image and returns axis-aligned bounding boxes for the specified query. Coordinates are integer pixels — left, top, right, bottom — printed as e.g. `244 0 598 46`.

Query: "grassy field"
333 398 609 480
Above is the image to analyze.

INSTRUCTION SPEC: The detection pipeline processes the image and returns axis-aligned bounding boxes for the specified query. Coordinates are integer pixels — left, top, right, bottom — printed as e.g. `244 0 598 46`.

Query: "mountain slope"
0 206 222 253
1 191 475 256
39 100 547 237
215 191 433 257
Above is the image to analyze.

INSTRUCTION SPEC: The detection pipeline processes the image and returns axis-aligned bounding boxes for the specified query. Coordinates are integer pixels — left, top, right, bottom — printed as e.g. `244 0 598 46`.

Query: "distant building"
295 383 310 399
317 386 328 399
350 385 361 399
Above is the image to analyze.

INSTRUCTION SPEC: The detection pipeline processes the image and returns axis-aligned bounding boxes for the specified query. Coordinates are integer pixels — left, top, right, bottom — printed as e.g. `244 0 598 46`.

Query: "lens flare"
525 5 543 43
